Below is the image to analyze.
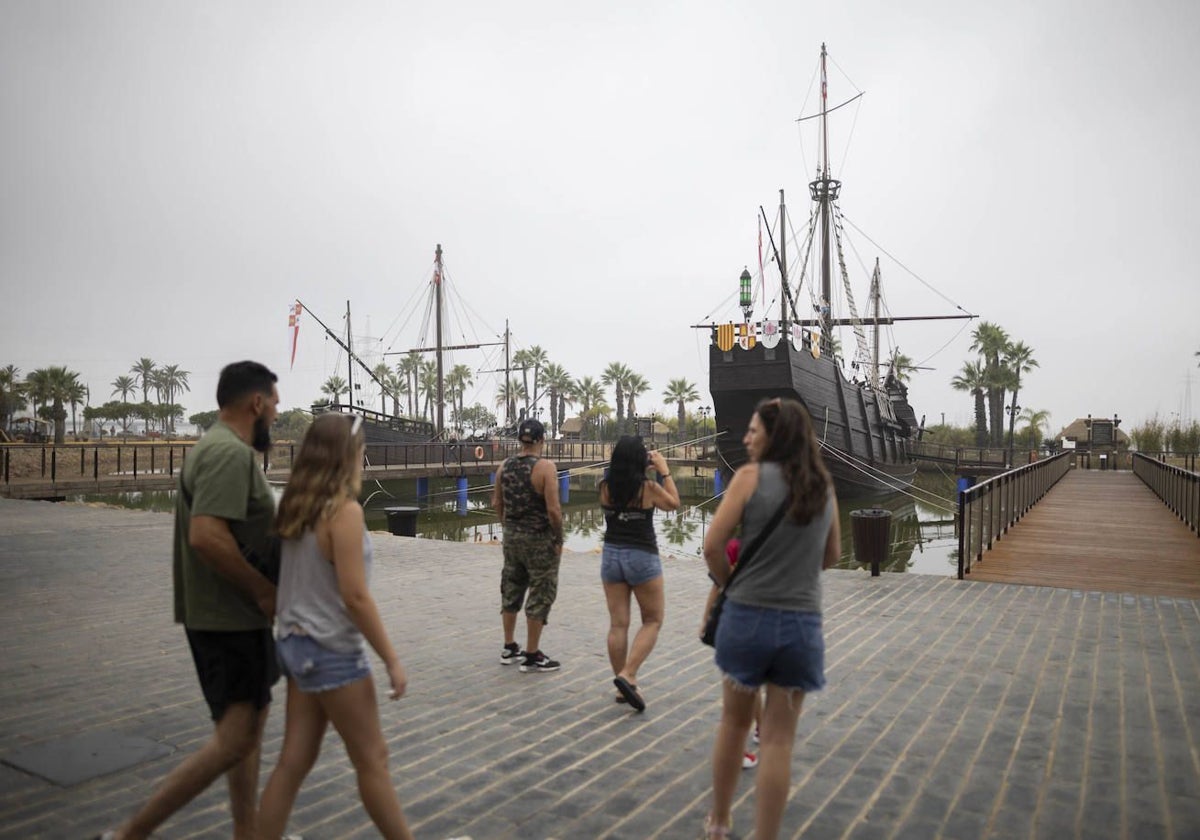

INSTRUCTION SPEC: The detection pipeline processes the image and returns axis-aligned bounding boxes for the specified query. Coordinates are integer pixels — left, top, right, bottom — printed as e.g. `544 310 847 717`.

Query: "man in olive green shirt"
104 361 280 840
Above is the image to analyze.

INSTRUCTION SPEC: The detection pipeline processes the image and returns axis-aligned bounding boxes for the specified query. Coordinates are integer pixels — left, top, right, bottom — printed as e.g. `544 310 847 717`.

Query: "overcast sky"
3 0 1198 438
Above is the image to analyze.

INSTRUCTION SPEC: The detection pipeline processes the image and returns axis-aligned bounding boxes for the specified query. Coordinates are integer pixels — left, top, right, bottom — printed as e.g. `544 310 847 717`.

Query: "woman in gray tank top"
699 399 841 840
258 414 415 840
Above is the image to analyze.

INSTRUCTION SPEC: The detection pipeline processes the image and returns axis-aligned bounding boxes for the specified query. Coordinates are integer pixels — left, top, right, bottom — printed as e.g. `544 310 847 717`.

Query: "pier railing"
957 451 1073 578
1132 453 1199 536
1 439 616 492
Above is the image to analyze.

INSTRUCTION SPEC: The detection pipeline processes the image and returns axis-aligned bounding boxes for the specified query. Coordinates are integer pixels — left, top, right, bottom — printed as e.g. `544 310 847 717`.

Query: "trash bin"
384 506 420 537
850 508 892 577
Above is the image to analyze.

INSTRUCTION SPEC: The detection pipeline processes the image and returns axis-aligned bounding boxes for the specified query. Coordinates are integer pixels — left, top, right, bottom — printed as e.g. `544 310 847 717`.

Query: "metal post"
93 449 98 480
133 448 137 477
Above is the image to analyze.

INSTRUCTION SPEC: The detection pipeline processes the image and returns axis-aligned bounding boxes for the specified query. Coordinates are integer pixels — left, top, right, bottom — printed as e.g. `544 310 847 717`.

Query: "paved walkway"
0 498 1198 839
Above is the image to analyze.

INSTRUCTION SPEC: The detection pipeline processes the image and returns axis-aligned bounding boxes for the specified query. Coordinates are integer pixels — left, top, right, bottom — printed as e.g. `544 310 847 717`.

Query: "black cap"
518 418 545 443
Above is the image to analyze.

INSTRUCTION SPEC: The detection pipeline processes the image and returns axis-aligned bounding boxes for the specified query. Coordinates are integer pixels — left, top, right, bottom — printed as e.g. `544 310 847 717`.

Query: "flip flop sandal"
613 676 645 711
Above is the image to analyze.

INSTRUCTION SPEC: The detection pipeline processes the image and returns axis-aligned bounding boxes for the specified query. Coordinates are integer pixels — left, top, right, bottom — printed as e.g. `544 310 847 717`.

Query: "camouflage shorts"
500 530 561 623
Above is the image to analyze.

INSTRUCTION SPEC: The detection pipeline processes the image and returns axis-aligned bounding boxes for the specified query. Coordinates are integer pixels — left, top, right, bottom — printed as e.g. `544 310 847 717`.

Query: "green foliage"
273 408 312 442
457 403 498 435
1130 416 1166 452
923 423 977 447
189 410 219 432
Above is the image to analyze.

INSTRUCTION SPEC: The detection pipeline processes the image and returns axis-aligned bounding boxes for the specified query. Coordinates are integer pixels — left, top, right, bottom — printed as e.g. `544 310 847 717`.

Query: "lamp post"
1006 402 1021 467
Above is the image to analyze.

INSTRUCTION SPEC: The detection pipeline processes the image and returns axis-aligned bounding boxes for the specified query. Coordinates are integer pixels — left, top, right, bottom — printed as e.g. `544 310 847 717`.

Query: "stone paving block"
3 499 1200 839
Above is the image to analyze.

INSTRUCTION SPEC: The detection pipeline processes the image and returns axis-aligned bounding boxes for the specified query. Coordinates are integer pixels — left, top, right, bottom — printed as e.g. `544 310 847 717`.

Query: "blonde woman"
257 414 413 840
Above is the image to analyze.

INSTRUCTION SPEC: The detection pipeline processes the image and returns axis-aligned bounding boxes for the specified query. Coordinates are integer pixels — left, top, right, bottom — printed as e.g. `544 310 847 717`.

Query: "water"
75 470 962 576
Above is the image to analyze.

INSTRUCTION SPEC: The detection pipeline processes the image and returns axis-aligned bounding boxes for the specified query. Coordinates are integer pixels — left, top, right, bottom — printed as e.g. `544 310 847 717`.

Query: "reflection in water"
77 469 963 577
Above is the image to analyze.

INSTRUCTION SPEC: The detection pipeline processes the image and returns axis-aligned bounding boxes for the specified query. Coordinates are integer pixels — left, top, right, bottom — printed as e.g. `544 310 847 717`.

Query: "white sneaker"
742 752 758 769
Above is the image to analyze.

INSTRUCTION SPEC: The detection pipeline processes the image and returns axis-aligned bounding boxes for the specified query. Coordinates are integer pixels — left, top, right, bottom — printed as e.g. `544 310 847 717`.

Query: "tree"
950 361 988 447
574 376 607 437
1002 341 1038 456
1017 408 1052 451
372 362 393 415
383 371 408 417
494 378 526 425
970 322 1009 447
395 352 422 417
418 360 438 423
109 375 137 432
189 410 219 432
458 403 497 436
130 358 157 404
321 375 348 403
525 345 549 413
888 352 917 386
30 366 82 444
662 378 700 440
0 365 25 431
602 362 632 426
66 379 87 436
446 364 474 431
157 364 190 433
273 408 312 442
541 362 573 438
625 373 650 421
24 368 51 418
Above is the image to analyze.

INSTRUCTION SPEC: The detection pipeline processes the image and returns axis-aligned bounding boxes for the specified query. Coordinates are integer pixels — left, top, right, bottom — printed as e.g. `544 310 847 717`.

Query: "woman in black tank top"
599 435 680 711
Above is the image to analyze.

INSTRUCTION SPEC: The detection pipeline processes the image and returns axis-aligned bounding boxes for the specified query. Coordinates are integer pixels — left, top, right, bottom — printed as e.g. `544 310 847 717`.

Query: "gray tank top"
276 527 373 654
726 461 833 614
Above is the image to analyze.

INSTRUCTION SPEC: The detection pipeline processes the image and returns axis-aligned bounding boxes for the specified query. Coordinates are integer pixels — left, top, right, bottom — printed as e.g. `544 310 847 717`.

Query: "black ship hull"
311 403 435 448
709 333 917 498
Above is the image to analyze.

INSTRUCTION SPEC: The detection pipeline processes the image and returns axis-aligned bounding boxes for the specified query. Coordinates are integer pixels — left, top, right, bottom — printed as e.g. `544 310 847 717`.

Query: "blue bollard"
456 476 468 515
559 472 570 503
714 469 724 495
416 476 429 502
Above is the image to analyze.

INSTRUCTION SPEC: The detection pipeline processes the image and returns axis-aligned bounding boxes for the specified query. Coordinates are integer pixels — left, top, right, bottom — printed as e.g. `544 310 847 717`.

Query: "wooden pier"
965 468 1200 598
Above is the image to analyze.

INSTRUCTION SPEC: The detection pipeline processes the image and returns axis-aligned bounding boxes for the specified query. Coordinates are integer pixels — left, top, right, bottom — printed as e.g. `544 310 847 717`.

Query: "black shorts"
185 628 280 722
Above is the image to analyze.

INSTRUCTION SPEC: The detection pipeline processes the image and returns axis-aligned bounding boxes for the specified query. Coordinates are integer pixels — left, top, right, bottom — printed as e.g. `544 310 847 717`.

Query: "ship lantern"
739 267 753 319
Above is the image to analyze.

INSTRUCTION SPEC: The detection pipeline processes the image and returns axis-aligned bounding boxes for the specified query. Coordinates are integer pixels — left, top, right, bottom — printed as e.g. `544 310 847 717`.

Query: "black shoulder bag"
700 500 789 647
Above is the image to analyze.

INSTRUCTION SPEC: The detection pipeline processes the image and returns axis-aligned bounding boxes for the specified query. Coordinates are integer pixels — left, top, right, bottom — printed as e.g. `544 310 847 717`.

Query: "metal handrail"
957 451 1073 578
1132 453 1199 536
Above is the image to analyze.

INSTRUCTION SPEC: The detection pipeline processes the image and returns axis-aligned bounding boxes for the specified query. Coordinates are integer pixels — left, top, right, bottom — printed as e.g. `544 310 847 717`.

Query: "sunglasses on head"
349 414 363 436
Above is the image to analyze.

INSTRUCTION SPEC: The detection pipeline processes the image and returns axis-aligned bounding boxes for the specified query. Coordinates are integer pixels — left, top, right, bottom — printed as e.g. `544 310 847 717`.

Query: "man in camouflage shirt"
491 418 564 672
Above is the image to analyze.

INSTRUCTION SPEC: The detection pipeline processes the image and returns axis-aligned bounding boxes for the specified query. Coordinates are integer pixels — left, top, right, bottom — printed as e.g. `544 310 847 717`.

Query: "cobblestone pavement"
1 498 1198 839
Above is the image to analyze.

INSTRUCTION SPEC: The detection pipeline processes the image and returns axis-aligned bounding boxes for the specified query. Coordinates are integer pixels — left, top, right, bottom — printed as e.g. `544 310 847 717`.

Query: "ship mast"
778 189 788 324
810 42 840 357
434 243 445 436
345 300 355 409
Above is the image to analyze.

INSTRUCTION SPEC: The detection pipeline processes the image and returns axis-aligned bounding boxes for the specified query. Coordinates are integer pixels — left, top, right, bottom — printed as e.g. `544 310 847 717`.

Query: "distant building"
1058 415 1129 455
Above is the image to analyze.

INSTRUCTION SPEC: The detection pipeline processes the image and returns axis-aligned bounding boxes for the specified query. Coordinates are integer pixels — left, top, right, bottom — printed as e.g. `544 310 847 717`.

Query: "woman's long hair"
604 435 649 509
275 413 365 539
756 398 832 524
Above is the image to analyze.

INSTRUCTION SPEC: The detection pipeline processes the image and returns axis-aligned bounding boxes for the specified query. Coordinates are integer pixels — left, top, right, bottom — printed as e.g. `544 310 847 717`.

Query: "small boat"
705 44 973 497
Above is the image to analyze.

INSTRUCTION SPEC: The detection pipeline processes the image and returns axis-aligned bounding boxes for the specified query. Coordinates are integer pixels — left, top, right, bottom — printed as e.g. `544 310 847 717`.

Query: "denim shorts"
714 599 825 693
276 632 371 694
600 544 663 586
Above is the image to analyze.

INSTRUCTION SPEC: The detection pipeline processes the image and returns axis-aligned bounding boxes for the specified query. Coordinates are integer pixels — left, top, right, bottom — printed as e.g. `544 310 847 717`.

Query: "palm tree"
950 361 988 447
418 360 438 424
1017 408 1052 451
383 371 408 417
321 375 348 403
602 362 632 426
109 375 137 432
157 364 190 433
523 346 549 412
625 373 650 421
1002 340 1038 454
446 364 474 431
371 363 393 415
30 366 80 444
494 378 526 425
662 378 700 439
574 376 607 437
0 365 25 431
888 352 917 386
541 362 572 438
24 368 51 421
66 379 87 436
970 322 1009 447
395 352 423 418
130 358 157 404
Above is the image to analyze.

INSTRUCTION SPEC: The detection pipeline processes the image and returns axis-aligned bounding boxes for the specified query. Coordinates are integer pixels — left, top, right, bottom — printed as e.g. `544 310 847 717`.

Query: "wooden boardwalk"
967 469 1200 598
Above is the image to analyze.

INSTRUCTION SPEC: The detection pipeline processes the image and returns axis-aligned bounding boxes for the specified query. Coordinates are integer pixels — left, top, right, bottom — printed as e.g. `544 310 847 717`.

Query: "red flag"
288 303 302 370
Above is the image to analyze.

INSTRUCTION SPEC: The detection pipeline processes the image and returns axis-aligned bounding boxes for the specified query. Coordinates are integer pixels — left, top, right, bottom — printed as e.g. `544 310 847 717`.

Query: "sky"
3 0 1199 438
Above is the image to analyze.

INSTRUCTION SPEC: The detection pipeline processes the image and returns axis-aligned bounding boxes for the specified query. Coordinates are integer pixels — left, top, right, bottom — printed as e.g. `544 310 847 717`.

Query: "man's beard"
252 415 272 453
